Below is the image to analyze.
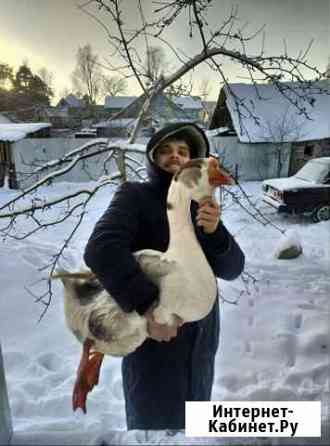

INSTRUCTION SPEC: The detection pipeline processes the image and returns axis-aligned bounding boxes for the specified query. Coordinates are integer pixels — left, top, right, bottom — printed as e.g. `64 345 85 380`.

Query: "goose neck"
166 182 193 236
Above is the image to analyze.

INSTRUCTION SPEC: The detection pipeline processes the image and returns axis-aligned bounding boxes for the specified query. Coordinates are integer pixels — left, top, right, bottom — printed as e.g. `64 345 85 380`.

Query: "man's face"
154 139 191 174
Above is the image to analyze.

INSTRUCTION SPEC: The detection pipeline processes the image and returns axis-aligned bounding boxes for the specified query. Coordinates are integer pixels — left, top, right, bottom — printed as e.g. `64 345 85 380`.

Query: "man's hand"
144 309 183 342
196 196 221 234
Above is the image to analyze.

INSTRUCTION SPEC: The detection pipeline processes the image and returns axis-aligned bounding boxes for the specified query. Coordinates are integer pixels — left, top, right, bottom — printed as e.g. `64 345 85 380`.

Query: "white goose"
53 157 234 413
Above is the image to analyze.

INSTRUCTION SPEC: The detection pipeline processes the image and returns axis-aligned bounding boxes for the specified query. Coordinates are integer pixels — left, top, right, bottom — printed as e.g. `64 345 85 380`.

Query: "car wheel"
312 205 330 222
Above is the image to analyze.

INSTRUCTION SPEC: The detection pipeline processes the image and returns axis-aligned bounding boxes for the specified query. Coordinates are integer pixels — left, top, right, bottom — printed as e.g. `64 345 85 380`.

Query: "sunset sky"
0 0 329 103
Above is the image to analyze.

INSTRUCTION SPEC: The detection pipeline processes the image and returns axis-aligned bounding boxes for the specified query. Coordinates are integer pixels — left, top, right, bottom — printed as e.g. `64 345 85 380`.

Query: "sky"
0 0 329 103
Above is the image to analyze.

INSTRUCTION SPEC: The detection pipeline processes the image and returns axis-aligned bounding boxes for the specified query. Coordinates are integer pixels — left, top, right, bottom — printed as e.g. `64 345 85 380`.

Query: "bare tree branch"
3 0 327 318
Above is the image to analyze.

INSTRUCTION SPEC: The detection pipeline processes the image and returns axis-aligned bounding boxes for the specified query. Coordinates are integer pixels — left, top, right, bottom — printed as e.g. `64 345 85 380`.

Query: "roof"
0 123 51 142
205 127 231 137
57 94 84 108
104 95 203 111
0 113 12 124
94 118 136 128
104 96 137 109
224 81 330 143
172 96 203 110
312 156 330 163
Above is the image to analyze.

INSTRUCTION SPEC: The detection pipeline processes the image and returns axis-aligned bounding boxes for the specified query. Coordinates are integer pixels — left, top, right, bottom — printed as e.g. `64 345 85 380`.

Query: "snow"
172 96 203 110
273 230 302 258
263 176 329 191
263 157 330 191
205 127 230 137
224 81 330 143
0 123 51 142
0 179 329 445
0 113 12 124
104 96 137 109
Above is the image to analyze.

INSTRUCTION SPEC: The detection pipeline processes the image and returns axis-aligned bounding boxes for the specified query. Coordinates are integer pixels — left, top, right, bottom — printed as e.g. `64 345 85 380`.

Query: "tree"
0 62 14 111
13 64 53 104
198 79 211 102
59 87 71 99
38 67 54 95
325 58 330 78
261 105 307 177
145 46 166 84
71 44 102 104
12 64 34 94
102 75 127 96
0 62 13 89
0 0 326 316
0 63 53 111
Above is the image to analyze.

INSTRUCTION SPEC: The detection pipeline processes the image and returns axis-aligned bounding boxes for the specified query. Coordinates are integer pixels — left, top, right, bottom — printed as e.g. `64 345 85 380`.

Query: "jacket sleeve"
84 182 159 315
192 205 245 280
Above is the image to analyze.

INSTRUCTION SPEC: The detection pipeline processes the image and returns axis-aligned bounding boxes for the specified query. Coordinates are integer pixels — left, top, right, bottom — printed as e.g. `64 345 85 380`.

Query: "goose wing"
134 250 177 279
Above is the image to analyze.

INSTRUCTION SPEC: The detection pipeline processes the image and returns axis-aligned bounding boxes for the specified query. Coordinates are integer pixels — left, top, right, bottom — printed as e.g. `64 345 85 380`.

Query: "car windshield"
295 161 330 183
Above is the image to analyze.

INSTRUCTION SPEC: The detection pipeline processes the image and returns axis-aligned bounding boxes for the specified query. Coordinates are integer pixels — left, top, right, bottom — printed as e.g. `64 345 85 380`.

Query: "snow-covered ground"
0 180 329 445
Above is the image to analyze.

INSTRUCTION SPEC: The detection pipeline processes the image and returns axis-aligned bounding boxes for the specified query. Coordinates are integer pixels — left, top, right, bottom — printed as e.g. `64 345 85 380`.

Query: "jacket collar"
146 157 173 192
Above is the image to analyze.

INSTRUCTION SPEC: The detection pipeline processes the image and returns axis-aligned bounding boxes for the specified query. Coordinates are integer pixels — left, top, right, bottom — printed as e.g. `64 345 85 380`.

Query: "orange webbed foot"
72 339 104 413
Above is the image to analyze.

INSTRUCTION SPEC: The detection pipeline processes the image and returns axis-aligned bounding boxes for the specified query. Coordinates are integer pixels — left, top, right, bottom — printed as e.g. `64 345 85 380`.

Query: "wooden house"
99 93 199 138
209 81 330 179
0 121 51 188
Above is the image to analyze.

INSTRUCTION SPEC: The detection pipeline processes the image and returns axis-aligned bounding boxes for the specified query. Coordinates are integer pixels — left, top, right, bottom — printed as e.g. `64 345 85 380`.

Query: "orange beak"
208 157 235 186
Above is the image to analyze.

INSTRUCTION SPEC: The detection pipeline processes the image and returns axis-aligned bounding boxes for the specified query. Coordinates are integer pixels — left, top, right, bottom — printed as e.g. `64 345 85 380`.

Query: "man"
84 122 245 430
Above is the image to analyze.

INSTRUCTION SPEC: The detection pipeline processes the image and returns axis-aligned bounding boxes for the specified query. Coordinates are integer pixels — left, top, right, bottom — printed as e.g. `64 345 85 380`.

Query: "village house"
0 115 51 189
99 93 203 138
171 96 203 122
53 95 112 129
0 110 109 189
209 81 330 180
104 96 138 118
56 94 85 110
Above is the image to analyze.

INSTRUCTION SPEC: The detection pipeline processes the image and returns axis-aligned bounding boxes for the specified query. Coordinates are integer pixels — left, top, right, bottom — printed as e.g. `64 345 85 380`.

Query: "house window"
304 144 314 157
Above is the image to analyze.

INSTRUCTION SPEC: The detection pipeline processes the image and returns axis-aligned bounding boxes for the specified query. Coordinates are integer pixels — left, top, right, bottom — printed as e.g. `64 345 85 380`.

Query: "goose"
53 157 234 413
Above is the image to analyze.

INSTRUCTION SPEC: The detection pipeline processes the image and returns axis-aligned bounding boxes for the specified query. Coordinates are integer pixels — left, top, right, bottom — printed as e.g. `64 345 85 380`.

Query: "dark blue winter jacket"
84 123 245 430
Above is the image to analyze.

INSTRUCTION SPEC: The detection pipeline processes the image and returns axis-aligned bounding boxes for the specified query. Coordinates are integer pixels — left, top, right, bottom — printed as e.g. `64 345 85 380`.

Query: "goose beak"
208 157 235 186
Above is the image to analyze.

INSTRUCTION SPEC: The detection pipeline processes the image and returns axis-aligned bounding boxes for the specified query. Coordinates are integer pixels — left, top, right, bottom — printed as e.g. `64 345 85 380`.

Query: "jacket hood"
145 122 210 189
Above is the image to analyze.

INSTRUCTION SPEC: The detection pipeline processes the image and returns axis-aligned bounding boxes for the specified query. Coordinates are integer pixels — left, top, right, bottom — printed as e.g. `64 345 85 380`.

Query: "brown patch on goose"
174 159 204 187
74 278 104 305
88 310 112 342
167 202 174 210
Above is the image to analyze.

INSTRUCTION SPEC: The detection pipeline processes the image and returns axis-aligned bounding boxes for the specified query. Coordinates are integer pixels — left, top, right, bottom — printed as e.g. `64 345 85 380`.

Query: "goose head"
172 157 235 202
52 269 102 305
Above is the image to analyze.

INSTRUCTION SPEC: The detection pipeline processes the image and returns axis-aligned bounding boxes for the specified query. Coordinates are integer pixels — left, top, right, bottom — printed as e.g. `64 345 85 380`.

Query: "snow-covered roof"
0 113 12 124
205 127 231 137
57 94 84 108
0 123 51 142
172 96 202 110
224 81 330 143
103 95 203 111
104 96 137 109
94 118 136 128
45 107 69 117
166 118 198 124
